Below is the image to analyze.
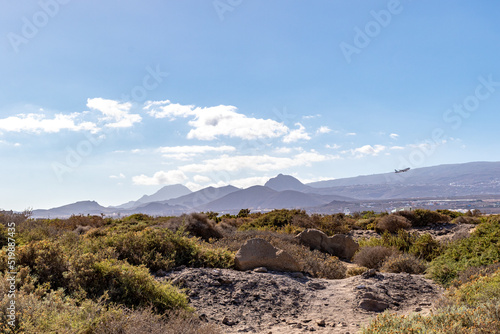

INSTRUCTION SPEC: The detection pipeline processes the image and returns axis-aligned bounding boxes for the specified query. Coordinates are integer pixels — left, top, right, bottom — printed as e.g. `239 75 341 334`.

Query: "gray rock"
235 238 301 272
359 298 390 312
295 229 359 260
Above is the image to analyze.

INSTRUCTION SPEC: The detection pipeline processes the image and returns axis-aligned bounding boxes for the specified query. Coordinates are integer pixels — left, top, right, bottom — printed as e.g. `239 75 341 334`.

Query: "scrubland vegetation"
0 208 499 333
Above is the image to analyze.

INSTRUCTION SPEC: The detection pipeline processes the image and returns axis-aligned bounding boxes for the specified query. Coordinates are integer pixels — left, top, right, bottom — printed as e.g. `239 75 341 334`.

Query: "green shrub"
167 213 222 241
409 233 442 261
16 240 68 289
239 209 308 231
437 209 465 219
428 216 500 286
396 209 450 227
79 259 190 312
0 224 7 248
353 246 395 269
0 276 214 334
362 302 500 333
86 227 233 272
380 253 427 274
361 230 442 261
452 216 480 225
447 269 500 307
454 262 500 287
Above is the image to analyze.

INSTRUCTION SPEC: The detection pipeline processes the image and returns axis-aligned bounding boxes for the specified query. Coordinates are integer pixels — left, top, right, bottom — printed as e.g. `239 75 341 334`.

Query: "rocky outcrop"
295 229 359 260
234 238 301 272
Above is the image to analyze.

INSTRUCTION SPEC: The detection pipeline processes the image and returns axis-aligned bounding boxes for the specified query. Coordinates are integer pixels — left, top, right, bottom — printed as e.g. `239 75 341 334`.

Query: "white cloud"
158 145 235 160
193 175 212 184
346 132 357 136
326 144 341 149
144 100 195 120
132 170 187 185
303 114 321 119
109 173 126 179
178 150 337 174
274 147 293 154
283 123 310 143
157 145 236 161
87 98 141 128
316 126 331 134
390 146 405 150
390 133 399 139
345 144 387 157
144 100 289 140
230 176 269 188
0 112 98 134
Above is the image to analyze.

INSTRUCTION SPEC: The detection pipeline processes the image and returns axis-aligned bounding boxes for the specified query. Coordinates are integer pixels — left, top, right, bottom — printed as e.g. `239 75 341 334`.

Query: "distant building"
391 206 412 213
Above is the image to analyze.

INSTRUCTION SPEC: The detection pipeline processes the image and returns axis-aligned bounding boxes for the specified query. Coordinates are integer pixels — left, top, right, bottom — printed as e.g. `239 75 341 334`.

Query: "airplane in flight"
395 167 410 173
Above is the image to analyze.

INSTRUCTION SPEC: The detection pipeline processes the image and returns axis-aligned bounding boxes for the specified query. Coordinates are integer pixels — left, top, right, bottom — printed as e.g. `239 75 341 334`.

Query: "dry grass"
376 215 411 234
380 253 427 274
353 246 395 269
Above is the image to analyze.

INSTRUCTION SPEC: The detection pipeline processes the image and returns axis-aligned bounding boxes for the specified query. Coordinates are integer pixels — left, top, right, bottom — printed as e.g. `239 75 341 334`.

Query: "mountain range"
31 161 500 218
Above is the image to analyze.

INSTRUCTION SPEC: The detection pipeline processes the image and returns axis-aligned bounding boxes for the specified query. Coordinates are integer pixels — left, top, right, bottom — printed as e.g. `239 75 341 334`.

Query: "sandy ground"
160 267 442 334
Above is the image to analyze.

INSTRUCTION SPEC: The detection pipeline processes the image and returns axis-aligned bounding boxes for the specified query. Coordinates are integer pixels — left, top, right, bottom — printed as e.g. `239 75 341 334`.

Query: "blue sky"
1 0 500 211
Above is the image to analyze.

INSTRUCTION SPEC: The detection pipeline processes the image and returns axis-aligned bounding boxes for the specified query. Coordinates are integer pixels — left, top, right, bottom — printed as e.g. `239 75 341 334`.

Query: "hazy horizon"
2 1 500 211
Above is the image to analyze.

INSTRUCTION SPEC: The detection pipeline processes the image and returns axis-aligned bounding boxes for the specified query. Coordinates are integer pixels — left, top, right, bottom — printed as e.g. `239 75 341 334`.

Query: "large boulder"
296 229 359 260
234 238 301 272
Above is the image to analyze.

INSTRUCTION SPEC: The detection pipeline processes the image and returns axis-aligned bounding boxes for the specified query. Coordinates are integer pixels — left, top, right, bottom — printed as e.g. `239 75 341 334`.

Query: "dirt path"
159 268 443 334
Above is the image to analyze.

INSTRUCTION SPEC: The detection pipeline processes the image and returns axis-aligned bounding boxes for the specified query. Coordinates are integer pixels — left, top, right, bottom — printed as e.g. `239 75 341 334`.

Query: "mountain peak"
137 184 192 204
264 174 308 192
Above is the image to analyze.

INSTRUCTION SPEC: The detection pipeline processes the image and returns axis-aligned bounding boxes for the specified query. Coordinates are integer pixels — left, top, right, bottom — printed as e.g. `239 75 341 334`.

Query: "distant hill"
136 184 192 203
32 200 110 218
196 186 352 213
165 185 240 208
114 184 192 209
264 174 310 192
30 161 500 217
307 161 500 199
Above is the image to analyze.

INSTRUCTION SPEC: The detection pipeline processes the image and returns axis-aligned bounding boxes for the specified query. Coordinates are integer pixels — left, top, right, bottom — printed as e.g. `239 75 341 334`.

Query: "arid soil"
158 223 476 333
159 268 442 334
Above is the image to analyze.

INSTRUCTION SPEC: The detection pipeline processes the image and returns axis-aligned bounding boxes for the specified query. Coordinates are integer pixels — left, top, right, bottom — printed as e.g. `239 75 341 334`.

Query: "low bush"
346 266 368 277
454 262 500 287
375 214 411 233
360 230 442 261
353 246 395 269
167 213 222 241
427 216 500 286
0 278 215 334
362 302 500 333
16 240 68 289
86 227 234 272
239 209 308 231
447 268 500 307
396 209 450 227
84 259 190 312
380 253 427 274
452 216 480 225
